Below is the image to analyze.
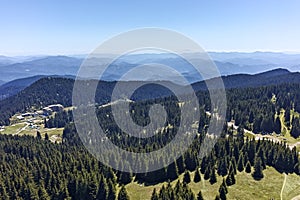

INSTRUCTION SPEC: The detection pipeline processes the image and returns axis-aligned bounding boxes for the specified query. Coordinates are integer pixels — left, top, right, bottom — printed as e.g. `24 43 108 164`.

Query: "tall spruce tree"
183 170 191 184
209 167 217 184
194 169 201 183
274 116 282 134
197 191 204 200
252 157 264 180
96 175 107 200
237 154 244 172
245 161 252 173
219 184 227 200
151 188 159 200
117 185 130 200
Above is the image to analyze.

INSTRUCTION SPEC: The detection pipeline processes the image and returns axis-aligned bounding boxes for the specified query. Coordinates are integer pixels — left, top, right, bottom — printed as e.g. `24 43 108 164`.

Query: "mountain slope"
192 68 300 90
1 68 300 126
0 75 76 100
0 75 45 100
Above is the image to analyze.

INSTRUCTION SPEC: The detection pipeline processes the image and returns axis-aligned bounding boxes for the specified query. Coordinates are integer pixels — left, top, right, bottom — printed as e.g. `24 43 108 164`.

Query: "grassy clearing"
20 126 63 136
226 167 284 200
0 123 26 135
278 109 300 151
125 167 297 200
282 173 300 199
0 122 63 142
1 110 64 142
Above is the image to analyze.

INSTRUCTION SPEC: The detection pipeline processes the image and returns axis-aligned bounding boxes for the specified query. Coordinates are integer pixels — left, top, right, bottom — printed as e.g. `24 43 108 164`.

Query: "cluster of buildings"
16 104 64 120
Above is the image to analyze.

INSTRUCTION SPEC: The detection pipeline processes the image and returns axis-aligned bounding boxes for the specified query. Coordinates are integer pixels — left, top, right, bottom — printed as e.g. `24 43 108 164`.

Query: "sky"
1 0 300 56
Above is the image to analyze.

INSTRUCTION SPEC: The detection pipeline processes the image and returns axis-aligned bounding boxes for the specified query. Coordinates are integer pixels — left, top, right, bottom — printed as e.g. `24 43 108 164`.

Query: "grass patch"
0 123 26 135
0 122 63 143
282 173 300 199
226 167 284 200
278 109 300 149
125 167 297 200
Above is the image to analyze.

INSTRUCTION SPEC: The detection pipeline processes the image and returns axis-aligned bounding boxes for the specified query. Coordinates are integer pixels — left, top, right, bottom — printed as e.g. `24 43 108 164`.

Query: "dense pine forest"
0 75 300 199
0 124 299 199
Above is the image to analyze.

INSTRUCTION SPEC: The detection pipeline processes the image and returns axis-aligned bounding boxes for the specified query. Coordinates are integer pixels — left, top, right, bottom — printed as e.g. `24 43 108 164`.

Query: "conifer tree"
209 167 217 184
118 172 132 185
237 154 244 172
96 175 107 200
45 133 49 141
252 157 264 180
107 179 116 200
183 170 191 184
117 185 130 200
219 184 227 200
0 179 9 200
225 171 235 186
221 178 228 194
151 188 159 200
245 161 252 173
38 185 50 200
36 131 42 140
291 117 300 138
176 156 185 174
217 159 228 176
167 161 179 181
284 108 291 127
274 116 281 134
197 191 204 200
87 176 98 200
204 166 212 180
194 169 201 183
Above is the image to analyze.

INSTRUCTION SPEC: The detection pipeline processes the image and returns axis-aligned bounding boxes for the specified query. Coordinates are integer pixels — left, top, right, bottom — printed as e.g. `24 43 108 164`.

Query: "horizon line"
2 50 300 57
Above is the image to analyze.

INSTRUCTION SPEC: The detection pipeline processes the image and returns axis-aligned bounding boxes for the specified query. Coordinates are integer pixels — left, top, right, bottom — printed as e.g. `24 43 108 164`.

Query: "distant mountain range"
0 68 299 101
0 52 300 82
0 56 81 81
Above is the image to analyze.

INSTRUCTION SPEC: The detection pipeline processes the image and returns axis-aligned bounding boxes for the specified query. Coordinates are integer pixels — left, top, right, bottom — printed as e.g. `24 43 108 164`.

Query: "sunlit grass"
0 123 26 135
125 167 298 200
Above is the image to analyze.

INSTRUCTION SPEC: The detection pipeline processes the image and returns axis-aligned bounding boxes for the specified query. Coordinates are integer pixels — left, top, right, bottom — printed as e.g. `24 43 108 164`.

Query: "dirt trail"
292 195 300 200
12 123 29 136
280 173 287 200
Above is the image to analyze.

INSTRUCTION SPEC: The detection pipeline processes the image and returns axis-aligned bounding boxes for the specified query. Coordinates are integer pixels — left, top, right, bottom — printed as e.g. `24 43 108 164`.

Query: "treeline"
150 181 196 200
45 110 73 128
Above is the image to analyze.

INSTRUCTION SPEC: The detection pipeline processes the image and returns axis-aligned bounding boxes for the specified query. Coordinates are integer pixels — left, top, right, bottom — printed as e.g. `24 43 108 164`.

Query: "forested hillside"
2 74 300 139
0 121 299 199
0 71 300 199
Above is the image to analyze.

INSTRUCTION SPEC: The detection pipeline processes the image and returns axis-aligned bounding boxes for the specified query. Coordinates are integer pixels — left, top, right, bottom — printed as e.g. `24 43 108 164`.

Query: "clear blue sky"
1 0 300 55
